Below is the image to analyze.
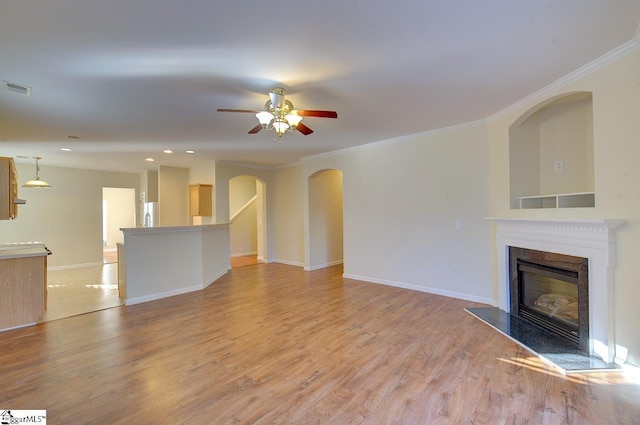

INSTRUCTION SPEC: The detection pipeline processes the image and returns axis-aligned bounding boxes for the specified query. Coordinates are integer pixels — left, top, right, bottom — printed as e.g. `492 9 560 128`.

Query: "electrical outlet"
554 160 564 172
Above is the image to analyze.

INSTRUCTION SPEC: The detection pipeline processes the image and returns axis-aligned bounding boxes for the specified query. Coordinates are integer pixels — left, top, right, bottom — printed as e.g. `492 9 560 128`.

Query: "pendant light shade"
23 157 51 188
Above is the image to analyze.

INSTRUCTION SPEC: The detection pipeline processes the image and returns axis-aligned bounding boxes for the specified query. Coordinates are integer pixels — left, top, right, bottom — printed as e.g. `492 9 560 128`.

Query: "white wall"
488 47 640 366
0 163 139 267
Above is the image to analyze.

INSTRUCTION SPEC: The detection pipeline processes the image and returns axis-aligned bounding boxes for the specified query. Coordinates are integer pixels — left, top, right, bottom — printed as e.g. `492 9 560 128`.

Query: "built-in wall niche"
509 92 595 209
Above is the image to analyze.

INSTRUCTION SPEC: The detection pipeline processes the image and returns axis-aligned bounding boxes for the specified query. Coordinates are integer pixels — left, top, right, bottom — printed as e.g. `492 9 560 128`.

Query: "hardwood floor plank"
0 263 638 424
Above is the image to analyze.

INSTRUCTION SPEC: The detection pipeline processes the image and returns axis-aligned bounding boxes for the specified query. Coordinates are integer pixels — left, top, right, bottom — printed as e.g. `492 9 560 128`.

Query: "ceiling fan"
217 87 338 139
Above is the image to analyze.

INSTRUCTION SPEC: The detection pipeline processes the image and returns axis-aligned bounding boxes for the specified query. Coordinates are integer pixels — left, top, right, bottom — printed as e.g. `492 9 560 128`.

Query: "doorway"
307 169 344 271
42 187 135 322
229 175 266 268
102 187 136 263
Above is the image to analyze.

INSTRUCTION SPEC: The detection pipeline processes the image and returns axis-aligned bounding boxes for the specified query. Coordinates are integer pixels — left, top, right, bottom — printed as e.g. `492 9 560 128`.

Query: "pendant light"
22 156 52 188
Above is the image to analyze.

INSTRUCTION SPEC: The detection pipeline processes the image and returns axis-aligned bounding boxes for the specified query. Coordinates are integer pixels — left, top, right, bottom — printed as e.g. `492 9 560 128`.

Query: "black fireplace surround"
509 247 589 353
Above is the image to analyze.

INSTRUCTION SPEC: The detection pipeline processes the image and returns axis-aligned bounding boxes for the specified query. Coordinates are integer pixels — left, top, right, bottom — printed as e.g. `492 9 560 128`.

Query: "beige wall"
509 114 541 207
158 166 188 226
103 187 136 250
299 122 493 303
308 169 343 269
0 163 139 267
538 97 594 195
146 170 159 202
214 162 274 260
273 164 304 266
229 175 258 256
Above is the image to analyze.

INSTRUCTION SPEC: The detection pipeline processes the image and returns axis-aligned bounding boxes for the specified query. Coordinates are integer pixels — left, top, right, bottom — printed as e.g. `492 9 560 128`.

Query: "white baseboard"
126 269 229 305
203 269 228 289
126 285 203 306
231 251 258 257
342 273 498 306
305 260 344 271
48 261 105 271
271 259 304 267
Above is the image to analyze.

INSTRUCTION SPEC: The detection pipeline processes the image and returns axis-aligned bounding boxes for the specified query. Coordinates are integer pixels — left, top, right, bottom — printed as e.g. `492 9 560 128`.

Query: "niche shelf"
509 92 595 210
518 192 595 209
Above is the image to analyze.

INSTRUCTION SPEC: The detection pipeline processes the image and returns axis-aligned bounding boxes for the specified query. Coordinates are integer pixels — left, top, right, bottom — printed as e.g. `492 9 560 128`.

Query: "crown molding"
301 118 487 164
273 160 302 170
214 160 276 170
488 39 640 124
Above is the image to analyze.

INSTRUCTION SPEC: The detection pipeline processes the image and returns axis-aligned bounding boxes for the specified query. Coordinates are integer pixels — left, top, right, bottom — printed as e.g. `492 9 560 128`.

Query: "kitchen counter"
0 246 50 259
119 223 231 305
0 242 49 331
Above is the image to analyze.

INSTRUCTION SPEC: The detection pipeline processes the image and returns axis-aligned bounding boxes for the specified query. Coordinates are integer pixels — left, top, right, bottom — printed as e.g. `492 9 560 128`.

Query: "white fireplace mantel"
487 217 626 363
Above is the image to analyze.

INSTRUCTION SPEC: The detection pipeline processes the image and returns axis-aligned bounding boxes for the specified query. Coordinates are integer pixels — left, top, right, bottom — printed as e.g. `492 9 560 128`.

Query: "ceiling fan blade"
296 122 314 135
296 110 338 119
248 124 263 134
217 108 259 113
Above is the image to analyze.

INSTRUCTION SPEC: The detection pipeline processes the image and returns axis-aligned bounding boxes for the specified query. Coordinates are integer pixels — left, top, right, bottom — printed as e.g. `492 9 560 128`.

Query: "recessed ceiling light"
163 149 173 154
66 135 80 139
145 158 155 162
60 147 73 152
186 150 195 154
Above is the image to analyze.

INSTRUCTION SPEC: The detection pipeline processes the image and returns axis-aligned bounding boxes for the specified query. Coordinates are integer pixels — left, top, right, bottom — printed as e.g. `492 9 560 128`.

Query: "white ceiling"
1 1 639 172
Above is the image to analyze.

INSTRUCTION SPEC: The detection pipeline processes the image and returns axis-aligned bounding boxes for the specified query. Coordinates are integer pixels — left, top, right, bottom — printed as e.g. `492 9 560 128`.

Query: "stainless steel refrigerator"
142 202 159 227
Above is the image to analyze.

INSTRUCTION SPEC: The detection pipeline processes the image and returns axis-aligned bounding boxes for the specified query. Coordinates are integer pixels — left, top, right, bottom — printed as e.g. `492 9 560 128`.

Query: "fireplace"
509 247 589 352
489 218 625 363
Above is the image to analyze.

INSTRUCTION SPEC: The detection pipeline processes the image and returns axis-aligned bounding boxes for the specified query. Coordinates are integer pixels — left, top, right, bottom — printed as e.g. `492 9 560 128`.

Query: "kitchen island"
120 223 231 305
0 243 49 331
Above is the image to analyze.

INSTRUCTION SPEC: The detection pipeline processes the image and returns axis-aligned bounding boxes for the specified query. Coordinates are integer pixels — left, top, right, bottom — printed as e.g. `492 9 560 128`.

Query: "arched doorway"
229 175 266 267
306 169 343 271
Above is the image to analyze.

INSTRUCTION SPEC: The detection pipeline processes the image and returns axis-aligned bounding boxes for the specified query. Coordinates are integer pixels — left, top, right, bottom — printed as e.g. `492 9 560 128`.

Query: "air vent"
2 81 32 96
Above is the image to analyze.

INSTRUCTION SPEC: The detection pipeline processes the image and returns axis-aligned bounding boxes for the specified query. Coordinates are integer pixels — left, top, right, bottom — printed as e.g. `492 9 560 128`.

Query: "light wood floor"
231 254 261 268
2 264 639 424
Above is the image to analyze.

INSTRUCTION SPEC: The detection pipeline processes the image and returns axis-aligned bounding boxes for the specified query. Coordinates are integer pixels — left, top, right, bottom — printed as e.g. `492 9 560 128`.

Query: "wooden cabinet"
0 250 47 330
0 156 20 220
189 184 213 216
117 243 126 301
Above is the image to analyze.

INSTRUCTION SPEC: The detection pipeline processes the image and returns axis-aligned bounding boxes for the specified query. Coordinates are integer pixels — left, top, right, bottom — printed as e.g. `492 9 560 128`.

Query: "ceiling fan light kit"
218 87 337 141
